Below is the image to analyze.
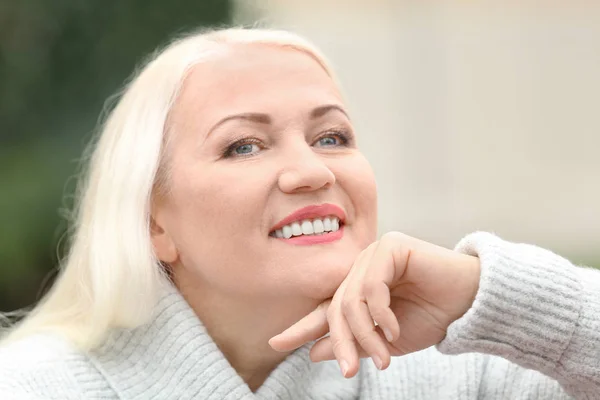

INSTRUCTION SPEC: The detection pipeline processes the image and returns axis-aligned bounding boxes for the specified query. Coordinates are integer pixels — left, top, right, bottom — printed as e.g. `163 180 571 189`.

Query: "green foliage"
0 0 230 310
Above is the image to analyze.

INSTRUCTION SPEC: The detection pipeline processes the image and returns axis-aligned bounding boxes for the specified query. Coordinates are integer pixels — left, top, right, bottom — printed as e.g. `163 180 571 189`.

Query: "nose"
278 144 336 194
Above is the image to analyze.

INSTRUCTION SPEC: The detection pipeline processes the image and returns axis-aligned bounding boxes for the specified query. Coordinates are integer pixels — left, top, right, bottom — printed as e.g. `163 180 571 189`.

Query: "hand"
269 232 481 378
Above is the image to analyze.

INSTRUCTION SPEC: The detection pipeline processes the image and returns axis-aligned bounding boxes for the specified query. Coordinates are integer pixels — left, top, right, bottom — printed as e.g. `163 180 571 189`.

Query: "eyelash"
319 129 352 147
222 129 353 158
222 137 264 158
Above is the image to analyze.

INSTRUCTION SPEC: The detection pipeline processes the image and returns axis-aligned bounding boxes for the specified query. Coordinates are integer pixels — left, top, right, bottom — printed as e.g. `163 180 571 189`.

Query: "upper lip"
270 203 346 232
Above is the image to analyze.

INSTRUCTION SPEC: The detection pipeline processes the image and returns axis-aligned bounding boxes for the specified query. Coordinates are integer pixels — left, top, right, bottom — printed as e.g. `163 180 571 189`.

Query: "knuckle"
354 329 375 348
342 295 376 319
362 280 378 297
369 307 386 323
331 337 347 354
340 297 358 316
381 231 405 246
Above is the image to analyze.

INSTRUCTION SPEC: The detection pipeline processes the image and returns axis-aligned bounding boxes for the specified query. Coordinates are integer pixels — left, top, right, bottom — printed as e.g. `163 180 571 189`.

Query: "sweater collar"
90 283 359 399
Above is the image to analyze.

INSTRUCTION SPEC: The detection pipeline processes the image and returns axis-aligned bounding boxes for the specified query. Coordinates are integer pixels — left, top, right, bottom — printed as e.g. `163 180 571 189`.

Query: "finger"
269 300 330 352
343 300 391 370
364 233 409 342
310 336 366 361
324 242 380 377
327 287 360 378
365 280 399 342
310 326 401 364
342 243 391 370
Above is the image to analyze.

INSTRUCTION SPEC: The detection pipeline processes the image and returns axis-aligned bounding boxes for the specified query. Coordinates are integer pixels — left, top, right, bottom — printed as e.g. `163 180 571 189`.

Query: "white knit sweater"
0 232 598 399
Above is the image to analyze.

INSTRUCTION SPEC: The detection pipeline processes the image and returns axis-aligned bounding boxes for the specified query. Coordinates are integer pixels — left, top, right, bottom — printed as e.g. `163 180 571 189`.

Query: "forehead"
172 44 343 126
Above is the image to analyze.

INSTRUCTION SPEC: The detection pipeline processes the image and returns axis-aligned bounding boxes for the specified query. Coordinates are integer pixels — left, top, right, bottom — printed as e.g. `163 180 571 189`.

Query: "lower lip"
273 226 344 245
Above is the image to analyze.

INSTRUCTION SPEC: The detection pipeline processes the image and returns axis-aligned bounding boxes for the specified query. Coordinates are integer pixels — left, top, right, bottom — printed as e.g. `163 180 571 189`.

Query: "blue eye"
314 130 351 148
235 143 257 155
224 139 263 158
318 136 339 147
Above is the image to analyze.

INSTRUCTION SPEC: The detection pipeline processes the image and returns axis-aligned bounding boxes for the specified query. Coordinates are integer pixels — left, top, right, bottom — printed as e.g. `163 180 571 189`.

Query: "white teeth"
301 220 314 235
331 218 340 232
323 217 332 231
273 215 342 239
291 222 302 237
313 219 324 234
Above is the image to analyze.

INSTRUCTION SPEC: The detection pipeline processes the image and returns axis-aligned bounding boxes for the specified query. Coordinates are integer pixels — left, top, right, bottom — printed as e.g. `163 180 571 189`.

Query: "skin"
151 42 481 389
150 44 378 391
269 232 481 378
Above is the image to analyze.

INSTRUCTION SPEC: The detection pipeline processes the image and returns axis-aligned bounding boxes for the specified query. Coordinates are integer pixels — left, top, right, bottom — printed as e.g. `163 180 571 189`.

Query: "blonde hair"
0 27 336 351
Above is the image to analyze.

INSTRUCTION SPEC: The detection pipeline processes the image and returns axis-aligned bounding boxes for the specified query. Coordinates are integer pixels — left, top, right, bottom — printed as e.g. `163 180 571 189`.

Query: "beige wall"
234 1 600 262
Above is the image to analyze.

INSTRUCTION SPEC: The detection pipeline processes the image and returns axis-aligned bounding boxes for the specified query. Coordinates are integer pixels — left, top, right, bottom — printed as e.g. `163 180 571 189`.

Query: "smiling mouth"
269 215 343 239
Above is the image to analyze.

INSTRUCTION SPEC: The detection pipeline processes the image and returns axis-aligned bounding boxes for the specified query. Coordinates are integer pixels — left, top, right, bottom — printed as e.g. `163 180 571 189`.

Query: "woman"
0 27 597 399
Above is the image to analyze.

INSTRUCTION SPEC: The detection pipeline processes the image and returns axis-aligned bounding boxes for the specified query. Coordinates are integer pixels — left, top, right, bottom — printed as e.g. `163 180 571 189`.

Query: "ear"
150 212 178 264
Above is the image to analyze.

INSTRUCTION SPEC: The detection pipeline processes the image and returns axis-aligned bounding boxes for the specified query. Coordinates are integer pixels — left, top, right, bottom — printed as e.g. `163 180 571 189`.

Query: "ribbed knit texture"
1 232 598 399
438 232 599 399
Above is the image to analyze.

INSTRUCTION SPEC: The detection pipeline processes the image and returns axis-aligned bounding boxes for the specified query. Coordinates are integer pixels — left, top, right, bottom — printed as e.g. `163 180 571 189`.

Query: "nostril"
277 165 335 194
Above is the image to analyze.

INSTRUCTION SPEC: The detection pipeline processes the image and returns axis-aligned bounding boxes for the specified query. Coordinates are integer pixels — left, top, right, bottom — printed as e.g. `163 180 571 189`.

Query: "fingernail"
339 359 349 377
383 328 394 342
372 355 383 370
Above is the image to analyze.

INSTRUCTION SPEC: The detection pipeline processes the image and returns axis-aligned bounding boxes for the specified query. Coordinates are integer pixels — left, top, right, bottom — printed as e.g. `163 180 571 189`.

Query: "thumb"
269 300 331 352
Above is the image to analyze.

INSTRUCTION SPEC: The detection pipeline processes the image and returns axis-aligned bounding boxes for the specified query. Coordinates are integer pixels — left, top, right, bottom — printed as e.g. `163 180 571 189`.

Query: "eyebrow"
206 104 349 138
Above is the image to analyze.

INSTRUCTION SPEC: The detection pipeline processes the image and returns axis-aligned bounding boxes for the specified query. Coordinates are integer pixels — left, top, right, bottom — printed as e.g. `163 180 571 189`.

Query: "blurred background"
1 1 599 312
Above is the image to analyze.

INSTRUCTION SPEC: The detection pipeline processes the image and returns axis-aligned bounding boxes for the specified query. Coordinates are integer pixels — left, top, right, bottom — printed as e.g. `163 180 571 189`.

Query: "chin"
292 250 359 300
266 231 374 300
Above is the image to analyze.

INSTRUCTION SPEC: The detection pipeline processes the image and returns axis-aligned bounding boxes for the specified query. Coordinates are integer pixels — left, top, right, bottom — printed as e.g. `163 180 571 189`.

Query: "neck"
174 277 320 392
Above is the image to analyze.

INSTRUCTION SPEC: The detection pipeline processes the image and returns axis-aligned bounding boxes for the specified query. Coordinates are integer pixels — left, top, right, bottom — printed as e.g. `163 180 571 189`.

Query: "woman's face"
152 44 377 301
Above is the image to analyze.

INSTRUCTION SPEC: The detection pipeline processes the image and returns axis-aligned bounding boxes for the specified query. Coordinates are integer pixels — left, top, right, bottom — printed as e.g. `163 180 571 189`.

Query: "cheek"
167 162 275 280
338 154 378 240
178 177 255 236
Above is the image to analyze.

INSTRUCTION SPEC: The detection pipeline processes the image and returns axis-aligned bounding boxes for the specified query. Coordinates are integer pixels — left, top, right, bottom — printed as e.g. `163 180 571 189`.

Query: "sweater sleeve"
437 232 599 399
